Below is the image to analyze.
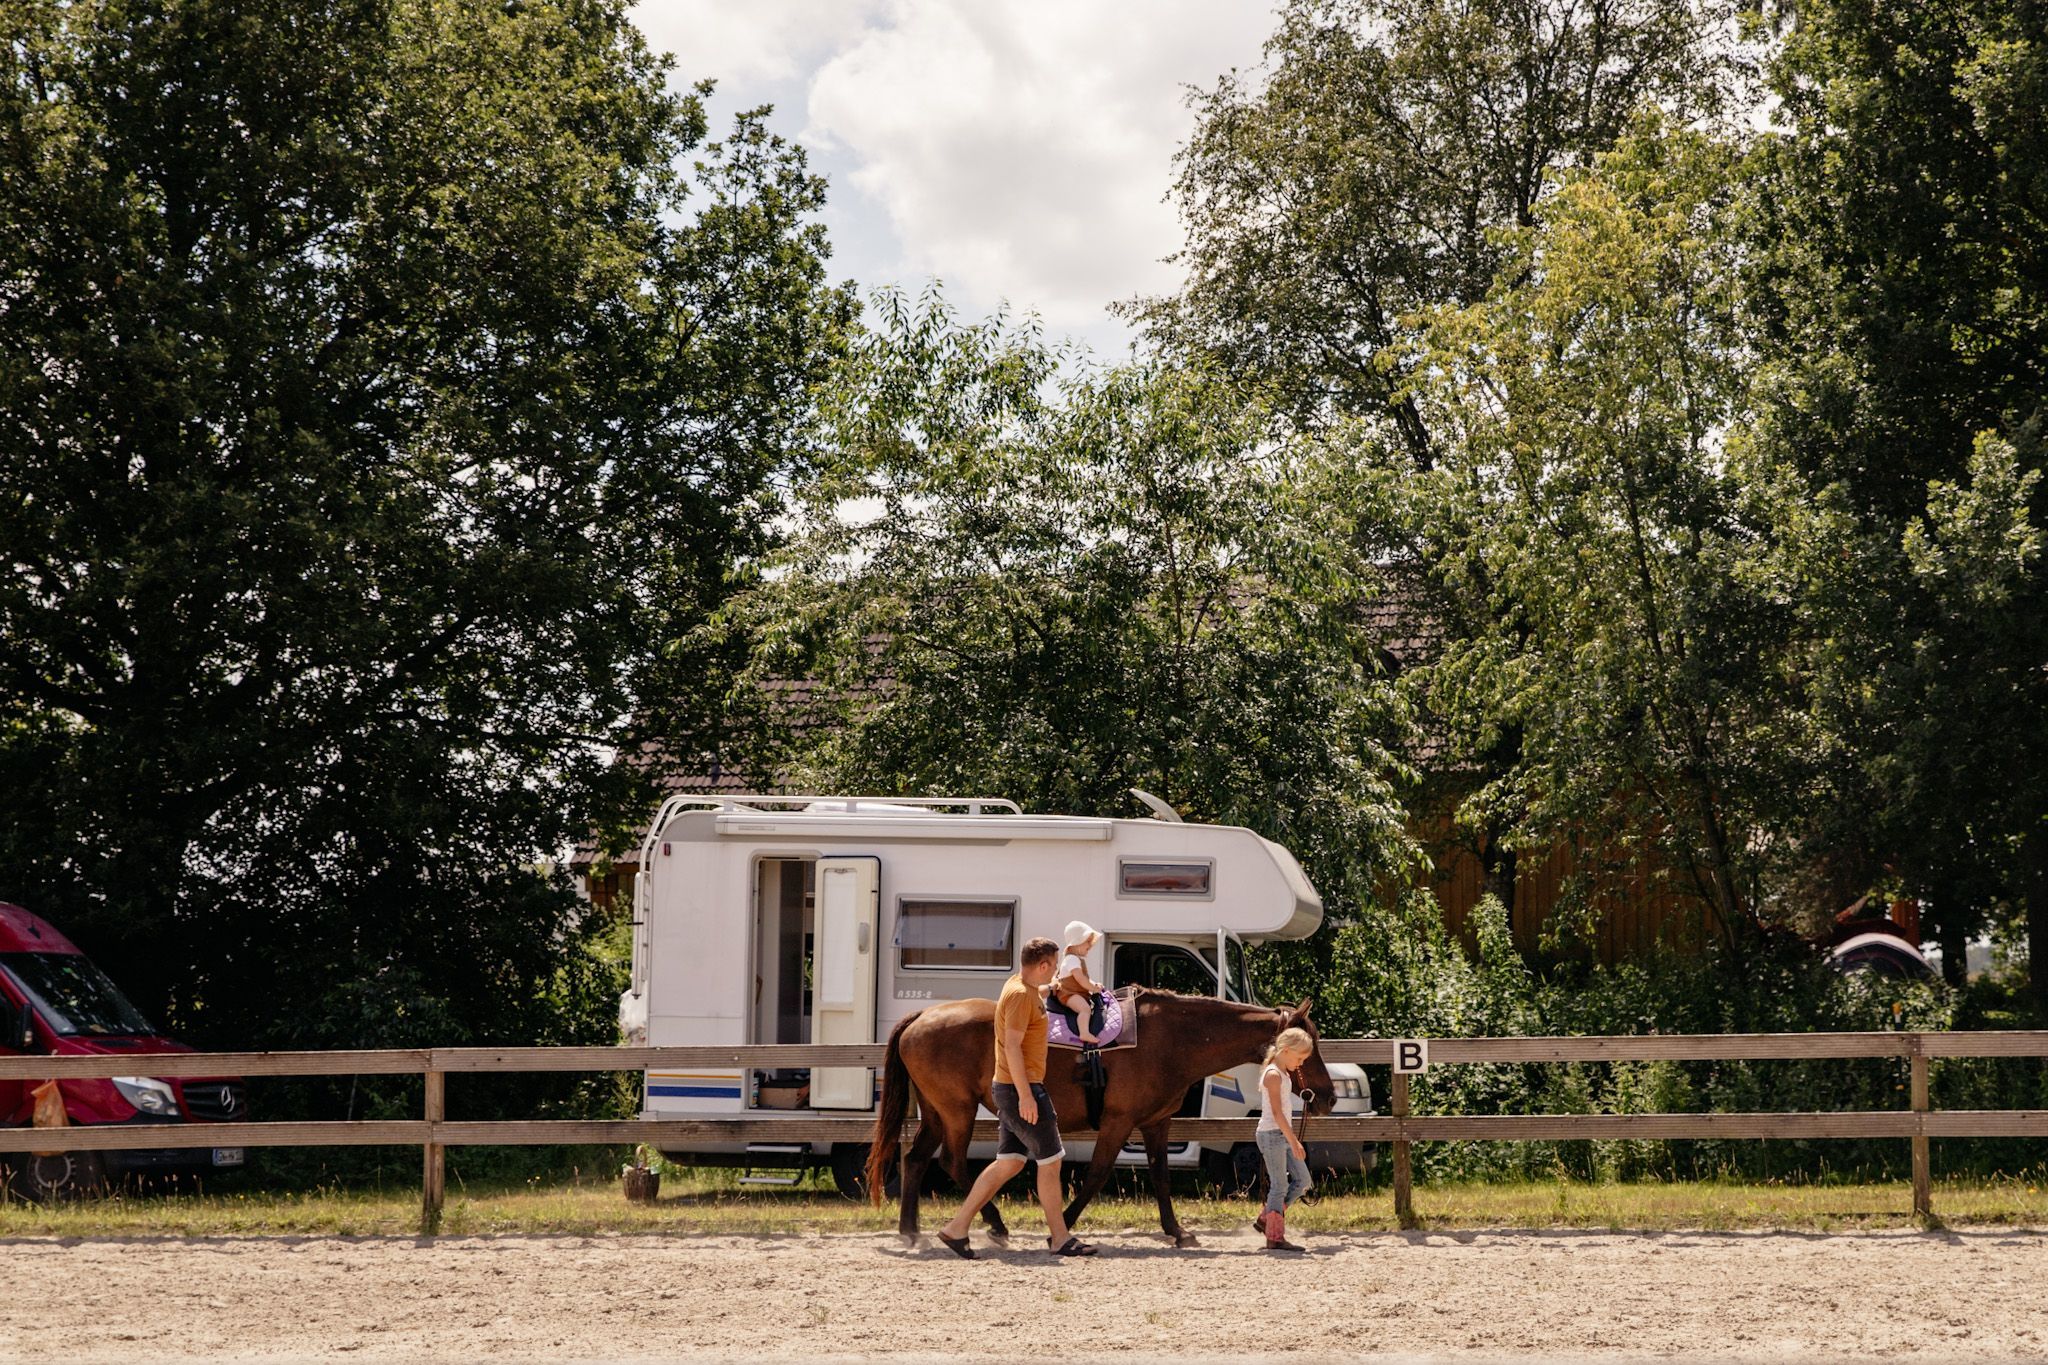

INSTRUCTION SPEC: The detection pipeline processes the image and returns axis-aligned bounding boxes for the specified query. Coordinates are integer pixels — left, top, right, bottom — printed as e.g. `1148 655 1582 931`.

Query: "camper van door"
810 856 880 1109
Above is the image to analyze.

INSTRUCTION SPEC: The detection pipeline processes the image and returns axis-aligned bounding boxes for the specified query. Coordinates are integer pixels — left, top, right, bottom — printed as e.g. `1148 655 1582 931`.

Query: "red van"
0 902 247 1199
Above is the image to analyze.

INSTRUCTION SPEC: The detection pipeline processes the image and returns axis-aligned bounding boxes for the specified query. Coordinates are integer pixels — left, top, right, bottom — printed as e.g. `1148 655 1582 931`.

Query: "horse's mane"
1129 984 1285 1018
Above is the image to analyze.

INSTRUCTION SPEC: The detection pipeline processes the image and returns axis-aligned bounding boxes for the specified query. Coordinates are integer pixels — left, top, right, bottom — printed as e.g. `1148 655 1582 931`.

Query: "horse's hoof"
985 1230 1010 1247
1174 1233 1200 1249
896 1233 919 1249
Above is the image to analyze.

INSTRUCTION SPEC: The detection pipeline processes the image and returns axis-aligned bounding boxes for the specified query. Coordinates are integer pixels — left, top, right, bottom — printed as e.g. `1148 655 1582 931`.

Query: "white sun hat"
1062 920 1097 948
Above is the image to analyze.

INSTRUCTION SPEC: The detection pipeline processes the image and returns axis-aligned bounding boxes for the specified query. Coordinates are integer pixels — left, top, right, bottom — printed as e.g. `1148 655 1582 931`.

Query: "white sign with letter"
1393 1039 1430 1074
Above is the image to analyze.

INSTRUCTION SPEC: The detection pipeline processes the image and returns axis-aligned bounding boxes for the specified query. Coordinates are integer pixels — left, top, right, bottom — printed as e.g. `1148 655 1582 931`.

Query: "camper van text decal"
894 988 936 1000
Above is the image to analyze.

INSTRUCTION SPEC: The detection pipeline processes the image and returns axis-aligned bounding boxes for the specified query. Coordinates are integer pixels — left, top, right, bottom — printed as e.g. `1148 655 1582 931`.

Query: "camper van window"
1117 860 1213 898
1146 948 1218 997
895 899 1014 971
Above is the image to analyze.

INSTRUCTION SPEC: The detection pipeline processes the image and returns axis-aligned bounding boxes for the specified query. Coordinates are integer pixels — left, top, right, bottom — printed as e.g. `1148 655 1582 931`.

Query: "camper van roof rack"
669 794 1024 816
635 795 1041 889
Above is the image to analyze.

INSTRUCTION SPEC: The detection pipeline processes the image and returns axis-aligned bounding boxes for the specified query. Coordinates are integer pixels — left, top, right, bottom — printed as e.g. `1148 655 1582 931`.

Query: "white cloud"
805 1 1276 339
631 0 882 88
630 0 1279 352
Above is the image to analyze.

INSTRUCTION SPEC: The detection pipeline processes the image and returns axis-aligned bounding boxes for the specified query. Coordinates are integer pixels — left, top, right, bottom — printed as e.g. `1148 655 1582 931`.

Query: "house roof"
577 578 1459 869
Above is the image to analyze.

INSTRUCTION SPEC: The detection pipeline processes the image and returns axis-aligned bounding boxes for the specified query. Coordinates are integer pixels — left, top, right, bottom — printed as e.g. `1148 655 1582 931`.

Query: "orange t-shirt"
992 973 1048 1085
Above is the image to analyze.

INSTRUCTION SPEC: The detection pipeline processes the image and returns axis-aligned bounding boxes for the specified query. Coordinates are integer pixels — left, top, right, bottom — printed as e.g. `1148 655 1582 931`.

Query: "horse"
864 988 1336 1248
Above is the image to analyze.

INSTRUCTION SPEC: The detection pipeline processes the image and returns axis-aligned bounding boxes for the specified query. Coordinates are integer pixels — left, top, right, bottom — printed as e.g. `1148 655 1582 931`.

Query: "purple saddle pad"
1046 988 1134 1049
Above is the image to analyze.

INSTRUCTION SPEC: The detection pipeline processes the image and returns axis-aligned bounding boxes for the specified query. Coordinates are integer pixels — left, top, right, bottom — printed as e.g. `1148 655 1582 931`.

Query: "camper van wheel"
829 1144 901 1201
8 1151 107 1203
1227 1142 1267 1200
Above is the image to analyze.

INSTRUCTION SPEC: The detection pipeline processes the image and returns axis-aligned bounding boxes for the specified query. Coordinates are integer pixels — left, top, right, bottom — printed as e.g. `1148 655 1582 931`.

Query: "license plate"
212 1147 245 1167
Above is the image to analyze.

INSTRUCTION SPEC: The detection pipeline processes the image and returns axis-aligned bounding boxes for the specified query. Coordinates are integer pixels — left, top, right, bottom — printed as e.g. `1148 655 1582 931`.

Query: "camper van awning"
711 814 1111 841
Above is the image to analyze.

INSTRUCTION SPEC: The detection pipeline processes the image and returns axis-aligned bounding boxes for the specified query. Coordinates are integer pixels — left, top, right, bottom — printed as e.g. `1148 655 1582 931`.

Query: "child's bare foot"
1079 1032 1100 1045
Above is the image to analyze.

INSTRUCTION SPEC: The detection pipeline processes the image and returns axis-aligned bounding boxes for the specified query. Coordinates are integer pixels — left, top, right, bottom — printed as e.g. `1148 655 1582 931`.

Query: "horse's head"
1279 997 1337 1116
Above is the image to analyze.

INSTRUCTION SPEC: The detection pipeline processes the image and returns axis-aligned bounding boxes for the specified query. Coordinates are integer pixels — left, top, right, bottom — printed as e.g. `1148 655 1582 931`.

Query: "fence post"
421 1065 446 1236
1391 1071 1414 1230
1909 1039 1932 1222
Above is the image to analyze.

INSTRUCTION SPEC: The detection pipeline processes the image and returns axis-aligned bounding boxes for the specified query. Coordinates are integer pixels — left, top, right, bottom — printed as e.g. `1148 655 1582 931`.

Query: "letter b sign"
1393 1039 1430 1074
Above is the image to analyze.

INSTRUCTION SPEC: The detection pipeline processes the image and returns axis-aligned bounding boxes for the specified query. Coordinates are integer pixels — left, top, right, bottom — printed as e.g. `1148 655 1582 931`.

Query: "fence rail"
5 1032 2046 1232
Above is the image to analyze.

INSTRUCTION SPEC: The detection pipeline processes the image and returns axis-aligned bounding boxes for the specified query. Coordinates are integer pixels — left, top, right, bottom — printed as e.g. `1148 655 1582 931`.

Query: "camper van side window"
895 899 1014 972
1117 859 1214 899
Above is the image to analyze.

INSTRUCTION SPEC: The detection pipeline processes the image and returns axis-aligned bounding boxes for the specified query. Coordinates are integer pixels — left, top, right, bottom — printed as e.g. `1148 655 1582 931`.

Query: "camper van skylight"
1119 859 1215 898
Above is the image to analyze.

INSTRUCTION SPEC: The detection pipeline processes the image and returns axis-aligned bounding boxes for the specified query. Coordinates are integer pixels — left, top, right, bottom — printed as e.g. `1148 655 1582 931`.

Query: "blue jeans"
1257 1128 1311 1215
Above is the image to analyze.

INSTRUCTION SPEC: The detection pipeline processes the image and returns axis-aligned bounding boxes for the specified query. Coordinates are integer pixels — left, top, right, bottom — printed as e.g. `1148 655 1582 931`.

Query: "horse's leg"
1058 1110 1138 1234
897 1119 943 1240
1139 1116 1196 1247
934 1101 1008 1242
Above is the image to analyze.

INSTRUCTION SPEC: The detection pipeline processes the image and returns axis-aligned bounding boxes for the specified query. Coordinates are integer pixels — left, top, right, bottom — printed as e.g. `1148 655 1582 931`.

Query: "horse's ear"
1291 996 1314 1023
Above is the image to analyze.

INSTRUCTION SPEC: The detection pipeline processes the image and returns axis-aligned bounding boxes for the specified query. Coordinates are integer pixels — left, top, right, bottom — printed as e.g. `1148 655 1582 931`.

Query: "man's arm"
1005 1024 1037 1124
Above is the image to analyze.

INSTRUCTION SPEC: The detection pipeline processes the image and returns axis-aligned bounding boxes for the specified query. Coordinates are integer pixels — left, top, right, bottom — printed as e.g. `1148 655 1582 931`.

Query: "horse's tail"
864 1011 920 1205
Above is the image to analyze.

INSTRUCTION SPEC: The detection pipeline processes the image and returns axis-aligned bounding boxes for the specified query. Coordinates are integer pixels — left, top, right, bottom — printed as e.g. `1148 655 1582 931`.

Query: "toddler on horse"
1051 920 1106 1045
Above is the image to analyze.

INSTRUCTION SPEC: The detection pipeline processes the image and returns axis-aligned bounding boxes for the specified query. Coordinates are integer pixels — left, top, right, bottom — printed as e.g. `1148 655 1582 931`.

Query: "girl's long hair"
1264 1026 1312 1064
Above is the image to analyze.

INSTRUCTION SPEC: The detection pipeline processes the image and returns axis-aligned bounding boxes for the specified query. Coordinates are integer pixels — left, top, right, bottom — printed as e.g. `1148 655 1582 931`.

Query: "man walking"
935 936 1098 1258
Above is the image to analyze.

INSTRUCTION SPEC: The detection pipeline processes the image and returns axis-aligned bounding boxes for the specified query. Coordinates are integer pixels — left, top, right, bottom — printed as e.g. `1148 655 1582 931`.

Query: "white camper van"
619 793 1374 1194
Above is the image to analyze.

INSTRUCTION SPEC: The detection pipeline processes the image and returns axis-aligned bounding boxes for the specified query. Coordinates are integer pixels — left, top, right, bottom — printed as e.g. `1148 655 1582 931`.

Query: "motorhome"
619 794 1374 1194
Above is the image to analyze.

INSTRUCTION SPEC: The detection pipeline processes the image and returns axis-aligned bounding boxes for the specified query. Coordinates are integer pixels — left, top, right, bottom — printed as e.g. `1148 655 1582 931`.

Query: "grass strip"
2 1169 2045 1238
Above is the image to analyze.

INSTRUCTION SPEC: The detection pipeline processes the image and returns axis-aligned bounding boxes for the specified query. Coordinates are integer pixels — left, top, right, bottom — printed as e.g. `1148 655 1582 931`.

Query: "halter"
1291 1067 1314 1147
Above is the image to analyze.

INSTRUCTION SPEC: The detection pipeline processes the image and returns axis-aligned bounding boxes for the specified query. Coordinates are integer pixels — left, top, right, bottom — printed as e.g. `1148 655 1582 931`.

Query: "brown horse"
864 988 1335 1247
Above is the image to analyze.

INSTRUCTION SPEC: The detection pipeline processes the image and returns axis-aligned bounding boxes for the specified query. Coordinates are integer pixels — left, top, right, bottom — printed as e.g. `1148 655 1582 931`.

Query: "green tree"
1127 0 1741 453
720 289 1417 949
0 0 852 1050
1746 0 2048 989
1125 0 1747 916
1395 123 1809 950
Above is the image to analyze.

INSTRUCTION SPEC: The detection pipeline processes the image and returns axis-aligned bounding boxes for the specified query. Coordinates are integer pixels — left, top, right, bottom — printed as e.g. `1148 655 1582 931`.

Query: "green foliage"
1136 0 2047 976
718 286 1418 921
1744 0 2048 978
1289 895 2048 1181
1130 0 1745 447
1385 122 1818 943
1129 0 1759 922
0 0 851 1079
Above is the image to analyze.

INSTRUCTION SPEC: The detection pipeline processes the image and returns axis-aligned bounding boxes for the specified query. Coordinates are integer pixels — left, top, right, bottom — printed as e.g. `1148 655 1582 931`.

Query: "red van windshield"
1 952 156 1037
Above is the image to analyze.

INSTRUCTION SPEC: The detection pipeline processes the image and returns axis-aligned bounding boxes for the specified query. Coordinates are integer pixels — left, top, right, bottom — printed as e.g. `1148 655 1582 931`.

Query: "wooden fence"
4 1032 2046 1233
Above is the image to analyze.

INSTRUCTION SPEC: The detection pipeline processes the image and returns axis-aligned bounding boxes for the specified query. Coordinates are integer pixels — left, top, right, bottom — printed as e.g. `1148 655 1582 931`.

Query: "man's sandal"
1050 1235 1098 1257
936 1230 976 1260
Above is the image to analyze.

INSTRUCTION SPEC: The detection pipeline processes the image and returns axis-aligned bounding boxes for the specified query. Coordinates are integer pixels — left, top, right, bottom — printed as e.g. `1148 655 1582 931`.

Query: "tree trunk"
1480 839 1518 928
1934 880 1969 989
2026 832 2048 1020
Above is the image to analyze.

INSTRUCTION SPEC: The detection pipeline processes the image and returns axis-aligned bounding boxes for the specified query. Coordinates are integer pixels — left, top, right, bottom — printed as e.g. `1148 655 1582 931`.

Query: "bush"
1261 894 2045 1182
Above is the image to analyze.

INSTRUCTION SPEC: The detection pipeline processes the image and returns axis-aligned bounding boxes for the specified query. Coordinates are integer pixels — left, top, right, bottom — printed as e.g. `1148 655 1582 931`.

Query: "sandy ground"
2 1225 2044 1362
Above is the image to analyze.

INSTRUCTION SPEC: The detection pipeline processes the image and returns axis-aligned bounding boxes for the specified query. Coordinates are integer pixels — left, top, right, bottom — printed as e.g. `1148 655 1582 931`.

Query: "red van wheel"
10 1151 106 1202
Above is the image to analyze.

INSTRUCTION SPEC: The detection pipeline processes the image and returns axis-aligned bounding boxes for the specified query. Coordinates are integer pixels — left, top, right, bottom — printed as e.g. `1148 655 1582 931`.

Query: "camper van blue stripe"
647 1080 745 1105
1208 1074 1244 1103
648 1084 743 1098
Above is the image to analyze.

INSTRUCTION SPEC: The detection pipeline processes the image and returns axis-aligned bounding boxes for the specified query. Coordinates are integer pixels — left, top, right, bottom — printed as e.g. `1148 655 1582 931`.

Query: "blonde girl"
1253 1026 1314 1251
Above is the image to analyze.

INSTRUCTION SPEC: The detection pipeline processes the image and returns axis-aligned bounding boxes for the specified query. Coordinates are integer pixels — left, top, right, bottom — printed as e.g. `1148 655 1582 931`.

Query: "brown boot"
1253 1210 1272 1236
1265 1209 1303 1252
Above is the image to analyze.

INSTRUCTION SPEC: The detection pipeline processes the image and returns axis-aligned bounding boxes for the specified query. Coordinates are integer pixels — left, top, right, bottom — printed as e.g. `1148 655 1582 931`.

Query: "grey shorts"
991 1082 1065 1165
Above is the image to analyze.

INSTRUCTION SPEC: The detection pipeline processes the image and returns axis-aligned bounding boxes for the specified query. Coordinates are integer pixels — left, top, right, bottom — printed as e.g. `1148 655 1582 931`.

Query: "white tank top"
1255 1063 1301 1131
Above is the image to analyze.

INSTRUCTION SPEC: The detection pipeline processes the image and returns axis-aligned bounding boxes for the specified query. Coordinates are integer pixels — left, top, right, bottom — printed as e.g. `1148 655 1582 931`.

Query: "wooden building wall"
1418 809 1723 962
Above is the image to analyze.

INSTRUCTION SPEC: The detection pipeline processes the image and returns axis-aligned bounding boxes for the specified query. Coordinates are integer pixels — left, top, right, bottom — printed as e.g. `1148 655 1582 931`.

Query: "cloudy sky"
630 1 1282 358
